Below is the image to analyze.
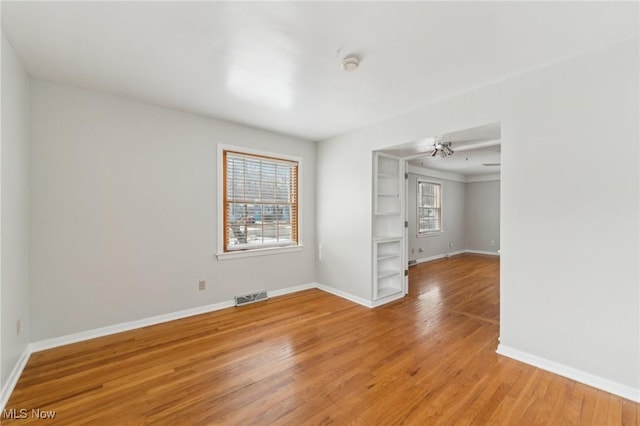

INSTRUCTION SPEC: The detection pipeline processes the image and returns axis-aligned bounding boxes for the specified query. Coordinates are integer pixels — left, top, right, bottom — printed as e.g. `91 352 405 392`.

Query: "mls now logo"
3 408 57 419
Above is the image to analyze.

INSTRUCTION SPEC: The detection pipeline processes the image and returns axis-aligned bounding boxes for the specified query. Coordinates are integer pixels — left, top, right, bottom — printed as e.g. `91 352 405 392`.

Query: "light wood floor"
4 254 638 424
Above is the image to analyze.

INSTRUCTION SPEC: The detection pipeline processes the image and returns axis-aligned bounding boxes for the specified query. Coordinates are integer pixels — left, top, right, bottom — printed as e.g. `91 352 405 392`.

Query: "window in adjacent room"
417 180 442 235
222 149 299 254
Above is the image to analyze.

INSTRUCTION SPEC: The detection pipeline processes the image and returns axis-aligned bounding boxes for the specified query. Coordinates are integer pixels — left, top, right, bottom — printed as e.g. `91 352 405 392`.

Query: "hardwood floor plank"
3 254 638 425
622 398 638 425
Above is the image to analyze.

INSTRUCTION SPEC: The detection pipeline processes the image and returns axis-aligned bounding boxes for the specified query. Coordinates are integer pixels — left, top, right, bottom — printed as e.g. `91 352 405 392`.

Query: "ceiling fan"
429 141 454 157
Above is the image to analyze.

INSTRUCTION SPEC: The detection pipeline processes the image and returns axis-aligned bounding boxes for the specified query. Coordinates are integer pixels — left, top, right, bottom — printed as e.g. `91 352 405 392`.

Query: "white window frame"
417 179 443 237
216 144 303 260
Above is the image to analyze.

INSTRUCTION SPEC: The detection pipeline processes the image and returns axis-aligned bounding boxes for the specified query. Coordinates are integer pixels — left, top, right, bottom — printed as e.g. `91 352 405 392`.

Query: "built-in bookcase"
372 152 406 301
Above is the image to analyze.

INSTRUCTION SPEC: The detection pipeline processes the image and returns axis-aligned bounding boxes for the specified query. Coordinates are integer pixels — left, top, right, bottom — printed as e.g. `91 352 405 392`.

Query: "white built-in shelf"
373 152 405 303
373 235 402 242
378 269 400 279
377 286 402 299
377 172 397 179
377 253 400 261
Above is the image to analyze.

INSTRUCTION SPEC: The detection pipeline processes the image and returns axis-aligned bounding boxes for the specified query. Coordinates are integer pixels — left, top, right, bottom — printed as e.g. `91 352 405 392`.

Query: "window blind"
223 150 298 251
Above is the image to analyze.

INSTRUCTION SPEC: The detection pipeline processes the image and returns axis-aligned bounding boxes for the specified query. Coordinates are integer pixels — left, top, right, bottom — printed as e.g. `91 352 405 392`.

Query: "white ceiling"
2 2 638 141
391 122 501 176
409 144 501 177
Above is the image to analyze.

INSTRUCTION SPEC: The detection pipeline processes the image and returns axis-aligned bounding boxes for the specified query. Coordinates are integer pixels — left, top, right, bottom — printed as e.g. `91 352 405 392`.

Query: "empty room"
1 1 639 424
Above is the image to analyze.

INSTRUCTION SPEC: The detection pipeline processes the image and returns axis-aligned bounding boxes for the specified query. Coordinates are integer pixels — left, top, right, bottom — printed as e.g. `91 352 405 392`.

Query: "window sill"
216 245 303 261
417 231 443 238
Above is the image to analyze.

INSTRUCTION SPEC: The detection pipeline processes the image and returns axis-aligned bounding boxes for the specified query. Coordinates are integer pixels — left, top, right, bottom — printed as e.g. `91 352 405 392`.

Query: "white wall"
408 172 465 260
316 136 372 300
465 180 500 253
317 39 639 394
29 80 316 341
1 33 30 388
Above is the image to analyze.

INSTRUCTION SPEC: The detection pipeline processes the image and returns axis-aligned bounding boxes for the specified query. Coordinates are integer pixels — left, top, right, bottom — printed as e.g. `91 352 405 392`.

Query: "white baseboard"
27 282 368 355
315 282 406 308
3 283 317 409
465 249 500 256
30 299 235 353
2 282 369 409
415 250 466 264
4 281 401 408
370 291 405 307
1 346 30 411
268 282 316 298
315 283 373 308
30 282 317 353
497 344 640 403
414 249 498 264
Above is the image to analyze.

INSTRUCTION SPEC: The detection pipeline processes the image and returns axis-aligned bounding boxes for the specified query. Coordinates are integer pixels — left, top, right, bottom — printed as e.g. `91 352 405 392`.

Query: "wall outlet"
449 241 453 248
198 280 206 291
490 240 495 246
16 319 21 336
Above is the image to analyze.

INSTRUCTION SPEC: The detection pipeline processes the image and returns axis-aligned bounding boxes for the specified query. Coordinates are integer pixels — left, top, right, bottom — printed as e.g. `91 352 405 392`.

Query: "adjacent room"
1 1 638 423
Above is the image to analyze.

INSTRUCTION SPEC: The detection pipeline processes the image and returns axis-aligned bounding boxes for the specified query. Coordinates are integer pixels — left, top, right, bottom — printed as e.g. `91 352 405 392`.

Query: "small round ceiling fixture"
342 56 360 71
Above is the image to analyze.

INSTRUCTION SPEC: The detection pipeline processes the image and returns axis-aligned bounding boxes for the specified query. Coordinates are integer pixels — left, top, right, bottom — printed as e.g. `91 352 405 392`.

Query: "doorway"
376 122 501 301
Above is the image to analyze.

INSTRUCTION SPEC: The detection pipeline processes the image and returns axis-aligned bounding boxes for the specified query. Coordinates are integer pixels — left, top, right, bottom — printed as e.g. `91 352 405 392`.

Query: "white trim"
465 173 500 183
415 250 467 264
407 166 500 184
30 282 318 353
315 283 373 308
497 344 640 403
371 291 405 307
216 245 303 260
417 231 444 238
218 143 302 164
1 282 321 406
414 249 498 264
408 165 465 182
30 300 235 353
0 347 30 411
3 282 393 406
465 249 500 256
268 282 316 298
417 179 444 236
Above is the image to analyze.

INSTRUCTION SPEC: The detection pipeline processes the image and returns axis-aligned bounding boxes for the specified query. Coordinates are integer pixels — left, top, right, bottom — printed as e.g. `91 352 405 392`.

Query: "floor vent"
234 291 268 307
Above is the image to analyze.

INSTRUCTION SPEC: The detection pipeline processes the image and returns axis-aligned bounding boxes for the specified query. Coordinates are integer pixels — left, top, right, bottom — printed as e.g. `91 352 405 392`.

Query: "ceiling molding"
465 173 501 183
408 165 501 183
407 165 465 182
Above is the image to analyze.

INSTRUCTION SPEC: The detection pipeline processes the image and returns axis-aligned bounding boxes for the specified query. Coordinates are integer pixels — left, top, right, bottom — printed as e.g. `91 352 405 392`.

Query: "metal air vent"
234 291 268 307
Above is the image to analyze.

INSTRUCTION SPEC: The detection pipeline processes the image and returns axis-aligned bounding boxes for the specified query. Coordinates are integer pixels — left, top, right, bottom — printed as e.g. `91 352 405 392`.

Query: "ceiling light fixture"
342 56 360 71
428 141 454 158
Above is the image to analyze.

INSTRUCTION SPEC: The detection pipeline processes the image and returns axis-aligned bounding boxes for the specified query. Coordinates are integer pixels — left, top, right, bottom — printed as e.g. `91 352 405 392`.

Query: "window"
222 149 299 254
417 180 442 235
